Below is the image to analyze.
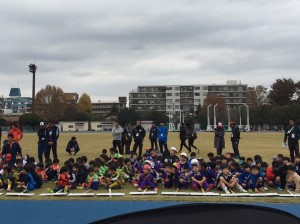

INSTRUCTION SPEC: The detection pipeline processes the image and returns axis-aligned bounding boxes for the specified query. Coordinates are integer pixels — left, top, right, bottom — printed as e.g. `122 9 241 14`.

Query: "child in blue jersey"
191 163 208 191
238 163 251 189
16 164 35 192
247 165 264 193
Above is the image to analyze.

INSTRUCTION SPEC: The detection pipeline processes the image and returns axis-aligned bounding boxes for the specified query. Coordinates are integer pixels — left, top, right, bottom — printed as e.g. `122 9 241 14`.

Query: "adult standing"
187 123 199 154
0 126 2 144
122 123 132 155
2 133 22 164
112 121 123 154
284 118 300 163
45 121 60 160
132 121 146 157
179 123 189 152
158 121 169 156
214 122 225 157
230 122 241 159
149 122 158 150
8 123 23 143
37 122 47 162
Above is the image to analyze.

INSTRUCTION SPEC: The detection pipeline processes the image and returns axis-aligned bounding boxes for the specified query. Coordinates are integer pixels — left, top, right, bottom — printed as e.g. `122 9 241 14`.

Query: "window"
194 93 200 96
174 87 180 91
203 86 208 90
175 93 180 96
194 86 200 90
167 93 172 96
166 87 172 91
97 125 102 128
68 125 74 128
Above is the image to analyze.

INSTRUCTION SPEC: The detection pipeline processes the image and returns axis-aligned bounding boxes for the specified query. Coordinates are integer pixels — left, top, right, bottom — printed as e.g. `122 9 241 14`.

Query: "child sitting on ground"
102 164 123 189
173 163 189 191
247 165 264 193
286 164 300 193
35 162 48 182
81 167 100 190
122 158 135 181
217 165 247 194
15 164 35 192
138 164 158 191
0 166 14 191
191 162 212 191
47 166 70 193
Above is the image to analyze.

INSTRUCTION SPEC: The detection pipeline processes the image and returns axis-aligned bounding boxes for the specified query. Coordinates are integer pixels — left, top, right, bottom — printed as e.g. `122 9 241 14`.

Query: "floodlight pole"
227 106 231 131
206 104 212 131
243 103 250 131
28 63 37 114
213 104 218 129
238 106 242 129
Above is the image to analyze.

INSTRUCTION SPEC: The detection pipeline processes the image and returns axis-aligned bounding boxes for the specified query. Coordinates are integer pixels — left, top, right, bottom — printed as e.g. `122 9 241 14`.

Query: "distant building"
64 93 79 104
129 81 247 117
1 88 32 115
91 96 127 117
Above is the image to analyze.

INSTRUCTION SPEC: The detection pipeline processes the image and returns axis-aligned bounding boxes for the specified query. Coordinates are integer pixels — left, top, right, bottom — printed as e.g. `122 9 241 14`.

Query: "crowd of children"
1 143 300 194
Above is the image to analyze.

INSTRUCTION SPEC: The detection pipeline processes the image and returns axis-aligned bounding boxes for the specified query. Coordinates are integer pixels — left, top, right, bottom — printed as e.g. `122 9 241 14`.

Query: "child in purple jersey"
179 152 190 173
172 163 189 191
161 163 175 188
138 164 158 191
200 162 216 191
190 163 209 191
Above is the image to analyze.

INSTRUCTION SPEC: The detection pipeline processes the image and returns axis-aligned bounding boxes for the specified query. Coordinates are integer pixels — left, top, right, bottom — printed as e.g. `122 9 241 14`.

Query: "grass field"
2 131 299 203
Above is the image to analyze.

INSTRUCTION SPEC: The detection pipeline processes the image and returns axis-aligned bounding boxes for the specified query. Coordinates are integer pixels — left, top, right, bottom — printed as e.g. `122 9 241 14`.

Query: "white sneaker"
239 188 247 193
263 187 269 191
225 189 230 194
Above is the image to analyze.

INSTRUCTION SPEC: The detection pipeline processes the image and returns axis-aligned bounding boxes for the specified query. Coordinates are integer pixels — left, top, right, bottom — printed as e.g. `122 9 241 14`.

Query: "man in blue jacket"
158 121 169 157
45 121 60 160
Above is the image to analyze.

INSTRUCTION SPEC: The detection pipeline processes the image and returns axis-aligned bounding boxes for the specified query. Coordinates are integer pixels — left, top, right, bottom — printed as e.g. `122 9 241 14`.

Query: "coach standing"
112 121 124 154
230 122 240 159
37 122 47 162
284 118 300 163
45 121 60 160
132 121 146 157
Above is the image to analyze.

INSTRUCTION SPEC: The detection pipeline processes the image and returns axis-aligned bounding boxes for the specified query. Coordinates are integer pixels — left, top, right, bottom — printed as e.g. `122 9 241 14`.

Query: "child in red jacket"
47 166 70 193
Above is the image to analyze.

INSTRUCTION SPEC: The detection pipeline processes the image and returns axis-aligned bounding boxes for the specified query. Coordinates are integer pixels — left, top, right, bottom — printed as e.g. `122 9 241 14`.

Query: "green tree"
268 78 296 105
77 93 92 113
35 85 66 121
118 108 138 125
19 113 40 129
110 103 119 116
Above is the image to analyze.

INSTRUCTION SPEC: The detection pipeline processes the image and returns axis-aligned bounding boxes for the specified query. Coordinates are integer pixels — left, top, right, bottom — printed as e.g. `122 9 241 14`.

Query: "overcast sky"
1 0 300 102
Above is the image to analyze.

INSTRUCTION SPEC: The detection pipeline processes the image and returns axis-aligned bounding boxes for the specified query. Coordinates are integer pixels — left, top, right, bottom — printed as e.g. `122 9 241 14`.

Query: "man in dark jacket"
230 122 240 159
284 118 300 163
149 122 158 150
37 122 47 162
122 123 133 155
179 123 189 152
132 121 146 157
45 121 60 160
2 133 22 164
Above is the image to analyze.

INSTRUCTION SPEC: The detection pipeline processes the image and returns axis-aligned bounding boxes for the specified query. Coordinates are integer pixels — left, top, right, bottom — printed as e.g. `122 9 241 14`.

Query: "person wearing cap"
158 121 169 156
230 122 241 159
283 118 300 163
45 120 60 160
149 122 158 150
8 123 23 143
179 152 190 173
132 121 146 157
191 162 209 191
179 123 189 152
2 133 22 164
138 164 158 191
37 122 47 162
214 122 225 157
166 147 179 164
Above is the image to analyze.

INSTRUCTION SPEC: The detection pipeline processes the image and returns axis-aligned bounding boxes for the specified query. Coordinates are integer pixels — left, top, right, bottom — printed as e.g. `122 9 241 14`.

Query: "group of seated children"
0 146 300 194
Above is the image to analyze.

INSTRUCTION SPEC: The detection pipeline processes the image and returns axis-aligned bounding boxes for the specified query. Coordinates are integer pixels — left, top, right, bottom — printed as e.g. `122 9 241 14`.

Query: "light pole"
28 63 37 114
213 104 218 129
227 106 231 131
243 103 250 131
238 106 242 129
206 104 212 131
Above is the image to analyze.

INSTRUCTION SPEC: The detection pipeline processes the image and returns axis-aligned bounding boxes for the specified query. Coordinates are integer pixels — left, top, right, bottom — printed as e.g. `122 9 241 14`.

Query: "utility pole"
213 104 218 129
28 63 37 114
206 104 212 131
